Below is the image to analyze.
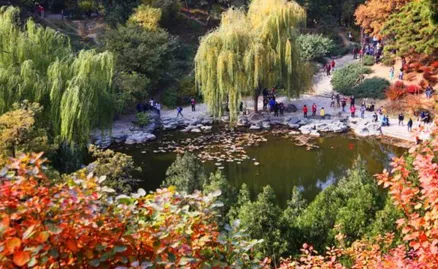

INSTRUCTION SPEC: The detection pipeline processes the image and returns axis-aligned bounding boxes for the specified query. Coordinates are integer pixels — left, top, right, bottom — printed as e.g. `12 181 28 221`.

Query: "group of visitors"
176 97 197 118
262 88 285 116
137 98 161 115
302 104 325 119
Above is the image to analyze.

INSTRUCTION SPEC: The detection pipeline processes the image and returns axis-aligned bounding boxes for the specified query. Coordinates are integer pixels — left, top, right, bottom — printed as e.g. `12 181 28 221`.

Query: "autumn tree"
0 153 263 268
354 0 411 37
0 101 55 162
195 0 312 121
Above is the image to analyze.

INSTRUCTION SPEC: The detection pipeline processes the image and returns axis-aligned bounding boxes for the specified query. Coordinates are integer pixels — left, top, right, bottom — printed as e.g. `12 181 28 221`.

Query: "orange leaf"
5 237 21 253
66 239 79 252
13 251 30 266
36 231 50 243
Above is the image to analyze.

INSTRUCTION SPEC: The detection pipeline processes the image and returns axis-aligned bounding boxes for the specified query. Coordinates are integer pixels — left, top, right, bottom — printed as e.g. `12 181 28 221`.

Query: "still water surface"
115 132 405 206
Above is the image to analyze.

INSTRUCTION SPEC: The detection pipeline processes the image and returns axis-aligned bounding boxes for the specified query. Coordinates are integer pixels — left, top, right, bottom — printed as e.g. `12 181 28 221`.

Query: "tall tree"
354 0 411 37
381 0 438 55
0 7 115 148
195 0 312 121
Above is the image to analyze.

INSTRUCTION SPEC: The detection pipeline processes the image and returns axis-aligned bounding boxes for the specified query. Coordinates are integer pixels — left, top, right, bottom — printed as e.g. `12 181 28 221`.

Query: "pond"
114 130 405 206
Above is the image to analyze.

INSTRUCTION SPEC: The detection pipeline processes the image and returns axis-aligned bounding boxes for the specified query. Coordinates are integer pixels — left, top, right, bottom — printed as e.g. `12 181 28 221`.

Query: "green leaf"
48 248 59 259
88 259 100 267
114 245 127 253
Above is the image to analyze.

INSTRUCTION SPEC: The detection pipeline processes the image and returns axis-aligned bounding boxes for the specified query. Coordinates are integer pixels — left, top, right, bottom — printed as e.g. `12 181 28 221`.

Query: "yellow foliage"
128 4 162 31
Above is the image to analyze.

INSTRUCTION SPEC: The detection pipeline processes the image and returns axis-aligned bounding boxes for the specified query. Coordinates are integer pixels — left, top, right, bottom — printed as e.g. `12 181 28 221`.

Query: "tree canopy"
381 0 438 55
195 0 312 121
0 7 115 148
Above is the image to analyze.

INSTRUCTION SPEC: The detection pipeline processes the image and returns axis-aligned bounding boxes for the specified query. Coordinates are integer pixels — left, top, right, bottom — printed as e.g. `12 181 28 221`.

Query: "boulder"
248 113 265 124
237 116 249 127
190 128 202 133
261 121 271 129
221 116 230 123
285 103 298 113
200 126 212 132
249 124 261 130
310 130 320 137
125 132 156 145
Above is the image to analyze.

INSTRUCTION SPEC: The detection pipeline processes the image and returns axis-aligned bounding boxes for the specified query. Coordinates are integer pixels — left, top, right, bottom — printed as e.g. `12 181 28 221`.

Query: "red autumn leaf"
13 251 30 266
66 239 79 252
5 237 21 253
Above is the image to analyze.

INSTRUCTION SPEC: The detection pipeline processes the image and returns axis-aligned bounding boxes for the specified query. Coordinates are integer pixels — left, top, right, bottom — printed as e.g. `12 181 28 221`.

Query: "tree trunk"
253 86 262 113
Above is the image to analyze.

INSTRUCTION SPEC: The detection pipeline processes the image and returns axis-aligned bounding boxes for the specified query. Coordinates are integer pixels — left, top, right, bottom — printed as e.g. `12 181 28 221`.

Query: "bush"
163 86 179 107
135 112 150 127
329 43 357 57
381 55 396 66
297 34 335 61
363 55 375 66
331 63 372 93
349 78 390 99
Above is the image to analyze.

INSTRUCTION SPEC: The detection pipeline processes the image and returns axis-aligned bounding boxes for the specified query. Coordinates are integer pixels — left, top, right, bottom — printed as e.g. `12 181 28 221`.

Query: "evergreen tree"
162 153 207 193
381 0 438 55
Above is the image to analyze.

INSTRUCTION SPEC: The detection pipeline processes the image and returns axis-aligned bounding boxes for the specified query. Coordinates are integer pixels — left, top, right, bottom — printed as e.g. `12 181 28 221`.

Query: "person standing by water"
331 60 336 72
336 94 341 108
398 113 405 126
341 97 347 112
350 105 356 118
407 118 413 132
320 107 325 119
177 106 183 117
311 103 317 117
330 94 336 107
360 104 366 118
389 66 395 81
303 105 308 118
191 98 196 112
155 102 161 116
274 102 279 117
279 102 284 116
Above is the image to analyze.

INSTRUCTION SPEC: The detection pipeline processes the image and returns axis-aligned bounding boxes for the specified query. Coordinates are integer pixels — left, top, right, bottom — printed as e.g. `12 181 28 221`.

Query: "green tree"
0 7 115 148
195 0 312 121
297 34 335 61
203 170 237 224
381 0 438 56
298 161 386 249
162 153 208 193
103 24 177 93
235 185 287 263
228 183 251 221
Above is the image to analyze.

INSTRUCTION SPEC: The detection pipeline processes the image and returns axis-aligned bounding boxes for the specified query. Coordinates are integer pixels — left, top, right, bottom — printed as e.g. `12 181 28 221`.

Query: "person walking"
330 94 335 107
331 60 336 72
348 31 353 42
311 103 317 117
149 98 155 108
155 102 161 116
279 102 284 116
274 102 279 117
191 98 196 112
326 63 331 76
350 95 355 107
350 105 356 118
360 104 366 118
372 113 378 122
263 98 268 111
320 107 325 119
398 68 404 80
177 106 183 117
398 113 405 126
389 66 395 81
407 118 413 132
303 105 308 118
336 94 341 108
269 98 276 113
341 97 347 112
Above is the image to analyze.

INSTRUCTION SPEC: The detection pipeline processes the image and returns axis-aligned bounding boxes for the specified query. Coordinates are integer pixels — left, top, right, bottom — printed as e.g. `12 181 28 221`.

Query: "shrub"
329 44 356 57
162 87 179 107
363 55 375 66
349 78 390 99
406 85 423 94
382 55 396 66
331 63 372 94
135 112 150 127
386 82 406 101
297 34 335 61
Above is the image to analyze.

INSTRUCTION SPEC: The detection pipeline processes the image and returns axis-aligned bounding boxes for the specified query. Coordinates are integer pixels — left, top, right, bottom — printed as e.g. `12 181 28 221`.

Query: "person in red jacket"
303 105 308 118
311 103 317 117
331 60 335 71
350 105 356 118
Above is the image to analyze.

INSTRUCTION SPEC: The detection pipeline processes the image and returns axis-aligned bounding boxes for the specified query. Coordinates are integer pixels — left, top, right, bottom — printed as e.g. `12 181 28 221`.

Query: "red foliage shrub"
386 86 406 100
431 61 438 68
394 80 405 88
419 79 428 89
424 72 438 83
419 66 431 73
406 85 423 94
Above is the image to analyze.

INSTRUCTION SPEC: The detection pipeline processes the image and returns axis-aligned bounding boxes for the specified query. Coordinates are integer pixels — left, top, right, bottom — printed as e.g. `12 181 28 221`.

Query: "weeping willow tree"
0 6 115 148
195 0 312 121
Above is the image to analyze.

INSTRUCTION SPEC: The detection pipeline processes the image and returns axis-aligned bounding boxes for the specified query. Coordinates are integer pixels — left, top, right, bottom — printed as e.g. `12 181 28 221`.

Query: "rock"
125 132 156 145
351 120 381 137
249 124 261 130
248 113 265 124
254 162 260 166
310 130 320 137
285 103 298 113
237 116 250 127
190 128 202 133
221 116 230 123
261 121 271 129
201 126 212 132
288 131 300 135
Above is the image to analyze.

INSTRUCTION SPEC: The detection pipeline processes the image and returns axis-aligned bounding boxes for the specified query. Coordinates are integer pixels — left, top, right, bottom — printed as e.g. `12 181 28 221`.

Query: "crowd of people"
136 98 162 116
262 88 285 116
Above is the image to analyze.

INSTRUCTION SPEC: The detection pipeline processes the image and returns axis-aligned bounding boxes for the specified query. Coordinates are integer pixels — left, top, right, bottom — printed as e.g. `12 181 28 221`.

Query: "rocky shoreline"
91 111 392 148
